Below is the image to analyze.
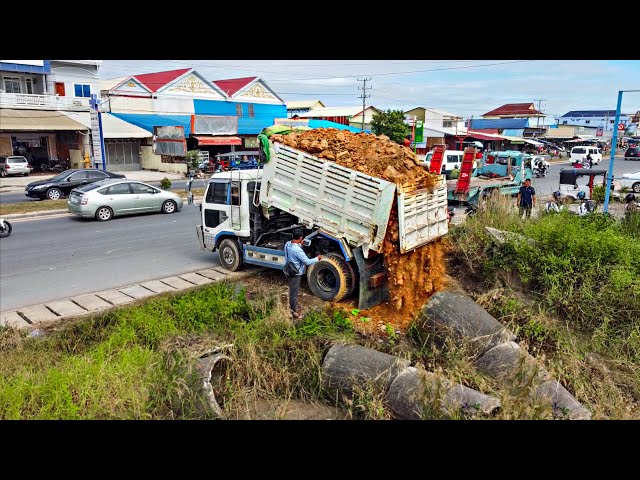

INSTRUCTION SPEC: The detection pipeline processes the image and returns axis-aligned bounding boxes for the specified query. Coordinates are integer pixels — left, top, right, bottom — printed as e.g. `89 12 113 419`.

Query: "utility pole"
534 99 546 129
357 77 372 131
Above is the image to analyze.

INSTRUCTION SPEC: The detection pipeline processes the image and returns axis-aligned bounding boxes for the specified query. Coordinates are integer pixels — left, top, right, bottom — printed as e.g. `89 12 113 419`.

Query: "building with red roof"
481 103 544 119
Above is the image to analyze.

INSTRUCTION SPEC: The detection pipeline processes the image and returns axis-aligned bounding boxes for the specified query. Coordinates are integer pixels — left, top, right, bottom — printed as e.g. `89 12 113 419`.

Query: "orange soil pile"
353 210 446 335
270 128 438 186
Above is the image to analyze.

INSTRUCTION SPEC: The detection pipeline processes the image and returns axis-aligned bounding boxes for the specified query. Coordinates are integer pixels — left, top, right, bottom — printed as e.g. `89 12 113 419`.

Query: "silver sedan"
67 179 184 221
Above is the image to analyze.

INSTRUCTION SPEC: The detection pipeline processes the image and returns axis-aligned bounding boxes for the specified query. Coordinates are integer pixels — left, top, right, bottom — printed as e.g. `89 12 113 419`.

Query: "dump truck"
195 137 449 309
445 148 533 206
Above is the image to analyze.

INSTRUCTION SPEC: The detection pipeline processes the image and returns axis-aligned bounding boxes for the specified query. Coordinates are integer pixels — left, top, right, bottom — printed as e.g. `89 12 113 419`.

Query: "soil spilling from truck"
270 128 439 187
270 128 447 334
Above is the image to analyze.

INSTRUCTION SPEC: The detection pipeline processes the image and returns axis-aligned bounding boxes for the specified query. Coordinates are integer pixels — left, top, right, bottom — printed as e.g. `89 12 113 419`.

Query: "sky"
98 60 640 121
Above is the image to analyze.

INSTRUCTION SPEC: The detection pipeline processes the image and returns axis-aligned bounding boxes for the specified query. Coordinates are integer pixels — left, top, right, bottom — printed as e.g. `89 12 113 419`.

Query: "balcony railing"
0 92 90 111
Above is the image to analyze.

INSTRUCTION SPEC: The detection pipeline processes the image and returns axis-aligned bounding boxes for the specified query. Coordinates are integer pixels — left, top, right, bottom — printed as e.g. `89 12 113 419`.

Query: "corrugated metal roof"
212 77 258 97
483 103 542 117
470 118 529 130
287 100 325 110
308 119 366 133
561 110 620 117
299 106 370 118
134 68 191 92
62 112 152 139
0 109 88 131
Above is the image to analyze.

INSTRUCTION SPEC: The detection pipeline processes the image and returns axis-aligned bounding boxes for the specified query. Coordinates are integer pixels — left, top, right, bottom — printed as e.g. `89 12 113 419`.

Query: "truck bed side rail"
261 143 396 256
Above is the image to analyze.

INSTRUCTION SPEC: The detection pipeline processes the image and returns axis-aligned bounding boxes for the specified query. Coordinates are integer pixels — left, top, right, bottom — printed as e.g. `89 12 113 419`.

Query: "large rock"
322 344 409 401
387 366 501 420
413 291 516 355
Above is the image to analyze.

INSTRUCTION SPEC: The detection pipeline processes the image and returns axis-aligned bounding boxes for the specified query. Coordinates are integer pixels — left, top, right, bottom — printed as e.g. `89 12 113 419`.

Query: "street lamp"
603 89 640 214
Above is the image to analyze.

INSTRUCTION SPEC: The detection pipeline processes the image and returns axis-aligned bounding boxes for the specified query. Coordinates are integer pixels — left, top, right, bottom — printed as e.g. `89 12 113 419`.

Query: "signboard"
1 60 44 67
618 123 626 131
153 126 186 156
414 120 424 143
90 110 106 170
191 115 237 135
244 137 259 148
15 134 42 146
596 126 604 137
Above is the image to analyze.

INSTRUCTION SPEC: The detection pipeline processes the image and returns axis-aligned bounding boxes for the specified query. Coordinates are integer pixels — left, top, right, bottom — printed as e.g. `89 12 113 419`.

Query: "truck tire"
306 254 354 302
218 238 242 272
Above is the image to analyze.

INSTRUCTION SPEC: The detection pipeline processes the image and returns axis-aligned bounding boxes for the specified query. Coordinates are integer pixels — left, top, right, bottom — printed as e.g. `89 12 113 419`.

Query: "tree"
370 109 410 144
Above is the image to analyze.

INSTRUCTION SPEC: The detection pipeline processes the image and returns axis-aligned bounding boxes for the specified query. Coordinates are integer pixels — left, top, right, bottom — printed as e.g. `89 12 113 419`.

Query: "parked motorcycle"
0 218 12 238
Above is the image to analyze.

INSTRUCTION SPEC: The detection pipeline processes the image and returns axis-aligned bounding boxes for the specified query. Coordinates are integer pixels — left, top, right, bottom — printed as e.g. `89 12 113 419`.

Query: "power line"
357 78 372 132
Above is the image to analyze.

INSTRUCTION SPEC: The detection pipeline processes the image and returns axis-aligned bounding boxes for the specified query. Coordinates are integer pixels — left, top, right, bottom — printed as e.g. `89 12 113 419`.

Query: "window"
443 120 453 128
131 183 157 194
74 84 91 98
248 104 255 118
204 210 225 228
25 78 34 94
4 77 21 93
610 120 615 124
236 104 243 117
68 171 89 181
562 121 567 125
107 183 132 195
206 182 229 204
231 181 241 206
86 170 108 179
585 120 590 124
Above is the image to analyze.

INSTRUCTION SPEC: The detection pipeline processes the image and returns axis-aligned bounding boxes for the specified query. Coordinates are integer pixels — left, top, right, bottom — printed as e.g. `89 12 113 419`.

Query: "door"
104 182 137 214
55 82 65 96
63 171 90 194
130 182 162 212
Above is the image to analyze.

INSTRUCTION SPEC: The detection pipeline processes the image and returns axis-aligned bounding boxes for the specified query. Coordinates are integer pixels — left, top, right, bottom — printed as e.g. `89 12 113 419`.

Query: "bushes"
450 206 640 360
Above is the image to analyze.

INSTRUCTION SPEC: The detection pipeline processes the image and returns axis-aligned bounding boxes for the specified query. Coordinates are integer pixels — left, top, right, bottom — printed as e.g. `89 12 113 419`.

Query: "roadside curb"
2 196 204 220
0 266 264 330
3 209 69 220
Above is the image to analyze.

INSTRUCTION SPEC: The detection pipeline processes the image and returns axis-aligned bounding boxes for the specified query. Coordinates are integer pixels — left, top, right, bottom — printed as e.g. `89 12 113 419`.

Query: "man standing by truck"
516 178 536 219
284 229 322 319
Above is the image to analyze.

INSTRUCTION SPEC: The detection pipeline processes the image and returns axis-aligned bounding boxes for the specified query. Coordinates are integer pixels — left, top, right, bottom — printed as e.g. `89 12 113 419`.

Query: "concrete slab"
197 269 229 281
94 289 136 306
140 280 177 294
70 294 112 312
0 311 30 328
179 272 213 286
47 299 88 318
18 305 60 324
160 276 197 291
119 285 156 299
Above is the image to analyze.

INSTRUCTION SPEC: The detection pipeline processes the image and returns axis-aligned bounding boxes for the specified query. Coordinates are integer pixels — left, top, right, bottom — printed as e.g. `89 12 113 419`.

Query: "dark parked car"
25 169 126 200
624 147 639 160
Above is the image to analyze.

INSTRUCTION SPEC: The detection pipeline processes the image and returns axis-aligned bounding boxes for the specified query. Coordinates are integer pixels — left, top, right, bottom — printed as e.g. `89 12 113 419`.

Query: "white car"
569 146 602 165
619 170 640 193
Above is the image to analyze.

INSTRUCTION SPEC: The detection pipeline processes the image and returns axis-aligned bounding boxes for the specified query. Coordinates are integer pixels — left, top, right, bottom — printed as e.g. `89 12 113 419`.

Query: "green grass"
0 281 356 420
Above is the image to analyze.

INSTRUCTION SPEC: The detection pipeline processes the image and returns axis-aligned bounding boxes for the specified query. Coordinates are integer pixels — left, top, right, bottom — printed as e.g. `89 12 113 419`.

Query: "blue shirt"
284 241 319 275
518 185 536 207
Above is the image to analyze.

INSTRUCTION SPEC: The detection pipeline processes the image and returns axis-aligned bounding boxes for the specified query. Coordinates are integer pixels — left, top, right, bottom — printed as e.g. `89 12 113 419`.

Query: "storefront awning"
466 130 507 141
0 109 89 131
193 135 242 146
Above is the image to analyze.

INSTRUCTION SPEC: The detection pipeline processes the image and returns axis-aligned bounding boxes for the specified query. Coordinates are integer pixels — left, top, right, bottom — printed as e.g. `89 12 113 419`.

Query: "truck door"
199 181 231 250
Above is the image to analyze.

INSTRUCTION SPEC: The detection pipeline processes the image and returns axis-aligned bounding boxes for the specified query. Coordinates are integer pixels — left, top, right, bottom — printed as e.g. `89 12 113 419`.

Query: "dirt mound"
270 128 437 186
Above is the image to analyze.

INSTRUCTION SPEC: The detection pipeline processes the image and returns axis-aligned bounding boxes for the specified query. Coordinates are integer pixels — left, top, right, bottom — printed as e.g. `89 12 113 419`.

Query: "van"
423 150 476 178
570 146 602 165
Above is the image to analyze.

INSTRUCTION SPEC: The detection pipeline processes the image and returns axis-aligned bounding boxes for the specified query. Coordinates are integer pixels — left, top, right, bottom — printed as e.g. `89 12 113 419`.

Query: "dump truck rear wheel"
307 254 354 302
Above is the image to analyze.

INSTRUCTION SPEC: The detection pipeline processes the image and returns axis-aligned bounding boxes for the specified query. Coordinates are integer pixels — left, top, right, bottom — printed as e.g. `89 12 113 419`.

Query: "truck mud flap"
353 246 389 310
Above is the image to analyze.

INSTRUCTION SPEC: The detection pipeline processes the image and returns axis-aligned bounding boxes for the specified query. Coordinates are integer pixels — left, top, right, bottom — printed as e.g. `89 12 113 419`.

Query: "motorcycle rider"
624 193 639 219
546 191 564 213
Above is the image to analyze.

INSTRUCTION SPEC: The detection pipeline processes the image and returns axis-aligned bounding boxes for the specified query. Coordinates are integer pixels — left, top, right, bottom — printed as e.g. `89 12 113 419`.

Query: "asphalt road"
0 204 219 312
531 156 639 197
0 178 212 204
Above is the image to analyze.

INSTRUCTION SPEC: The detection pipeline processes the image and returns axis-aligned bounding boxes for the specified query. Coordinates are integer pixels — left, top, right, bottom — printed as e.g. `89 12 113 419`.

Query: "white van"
423 150 476 177
570 146 602 165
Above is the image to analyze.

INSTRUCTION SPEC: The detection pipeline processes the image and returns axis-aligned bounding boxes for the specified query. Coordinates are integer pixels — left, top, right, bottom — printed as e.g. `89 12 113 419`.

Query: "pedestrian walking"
516 178 536 219
283 229 322 319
